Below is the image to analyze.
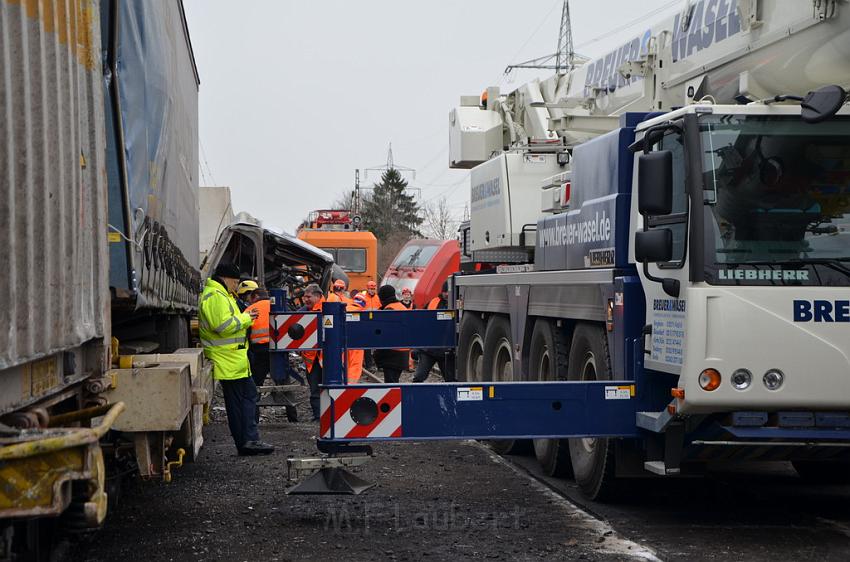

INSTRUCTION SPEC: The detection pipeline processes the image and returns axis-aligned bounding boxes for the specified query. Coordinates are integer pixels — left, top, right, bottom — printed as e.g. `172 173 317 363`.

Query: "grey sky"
183 0 681 233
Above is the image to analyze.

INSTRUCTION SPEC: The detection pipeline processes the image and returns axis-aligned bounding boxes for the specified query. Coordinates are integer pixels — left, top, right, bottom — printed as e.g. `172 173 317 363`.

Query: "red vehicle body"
382 239 460 309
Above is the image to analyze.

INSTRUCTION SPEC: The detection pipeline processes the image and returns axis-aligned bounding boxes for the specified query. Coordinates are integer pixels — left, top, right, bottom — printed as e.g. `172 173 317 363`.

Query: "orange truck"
297 210 377 292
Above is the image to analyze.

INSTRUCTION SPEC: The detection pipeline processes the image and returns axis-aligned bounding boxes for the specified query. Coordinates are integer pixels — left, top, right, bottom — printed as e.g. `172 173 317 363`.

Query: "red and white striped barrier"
320 387 402 439
271 313 320 350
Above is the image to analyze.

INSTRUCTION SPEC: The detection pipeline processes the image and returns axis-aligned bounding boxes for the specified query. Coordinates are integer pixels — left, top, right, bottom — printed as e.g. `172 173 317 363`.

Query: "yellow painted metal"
3 0 99 70
163 448 186 483
0 402 124 461
47 403 113 427
0 402 123 521
111 336 134 370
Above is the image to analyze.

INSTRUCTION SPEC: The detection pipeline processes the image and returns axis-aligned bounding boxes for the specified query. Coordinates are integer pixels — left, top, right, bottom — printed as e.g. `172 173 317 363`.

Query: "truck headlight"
730 369 752 390
763 369 784 391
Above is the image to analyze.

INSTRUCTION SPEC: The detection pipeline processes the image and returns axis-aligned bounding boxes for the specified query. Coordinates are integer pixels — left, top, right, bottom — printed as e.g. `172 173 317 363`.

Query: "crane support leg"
318 381 642 445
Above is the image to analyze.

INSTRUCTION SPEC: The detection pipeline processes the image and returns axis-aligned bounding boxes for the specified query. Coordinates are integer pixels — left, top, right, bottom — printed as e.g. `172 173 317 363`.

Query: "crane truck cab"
631 91 850 415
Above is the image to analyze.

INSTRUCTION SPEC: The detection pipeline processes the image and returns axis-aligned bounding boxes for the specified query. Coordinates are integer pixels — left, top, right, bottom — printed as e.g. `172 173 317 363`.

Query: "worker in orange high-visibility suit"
323 279 363 383
244 287 272 389
300 284 325 421
399 287 415 369
359 280 381 310
426 280 449 310
400 287 414 309
414 281 456 383
327 278 352 304
374 285 409 383
344 300 365 383
358 280 381 371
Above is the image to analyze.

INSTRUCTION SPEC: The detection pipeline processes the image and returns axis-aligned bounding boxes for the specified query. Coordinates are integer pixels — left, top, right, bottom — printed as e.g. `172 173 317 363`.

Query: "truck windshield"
700 114 850 285
391 244 439 268
334 248 367 272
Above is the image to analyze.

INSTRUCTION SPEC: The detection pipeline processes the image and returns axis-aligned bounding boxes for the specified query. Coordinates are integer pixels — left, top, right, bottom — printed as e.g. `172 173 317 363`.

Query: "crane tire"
529 318 573 477
567 323 619 501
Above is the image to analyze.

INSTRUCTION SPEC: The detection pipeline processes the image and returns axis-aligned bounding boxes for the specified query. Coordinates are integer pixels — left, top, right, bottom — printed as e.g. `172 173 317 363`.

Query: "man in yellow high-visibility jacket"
199 263 274 456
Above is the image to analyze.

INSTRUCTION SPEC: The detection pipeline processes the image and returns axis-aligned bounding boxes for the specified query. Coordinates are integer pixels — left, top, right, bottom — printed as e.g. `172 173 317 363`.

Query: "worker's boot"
239 441 275 455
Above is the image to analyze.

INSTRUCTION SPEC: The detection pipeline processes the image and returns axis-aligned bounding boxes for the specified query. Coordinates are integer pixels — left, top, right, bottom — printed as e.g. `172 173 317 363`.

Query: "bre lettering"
793 300 850 322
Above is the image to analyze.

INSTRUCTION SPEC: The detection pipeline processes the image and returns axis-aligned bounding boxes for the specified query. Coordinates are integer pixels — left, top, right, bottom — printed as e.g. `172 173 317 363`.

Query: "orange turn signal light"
698 369 721 392
671 387 685 399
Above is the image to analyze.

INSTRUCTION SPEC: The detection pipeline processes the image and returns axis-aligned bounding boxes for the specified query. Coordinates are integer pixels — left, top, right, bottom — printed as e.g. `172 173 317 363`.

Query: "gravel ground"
67 372 651 562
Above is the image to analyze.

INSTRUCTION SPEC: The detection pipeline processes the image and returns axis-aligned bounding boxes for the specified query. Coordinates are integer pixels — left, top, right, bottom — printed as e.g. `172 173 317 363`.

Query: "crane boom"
452 0 850 168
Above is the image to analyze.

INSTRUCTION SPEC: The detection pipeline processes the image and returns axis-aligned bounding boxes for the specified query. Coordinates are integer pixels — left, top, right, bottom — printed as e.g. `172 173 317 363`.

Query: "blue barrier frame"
270 301 646 445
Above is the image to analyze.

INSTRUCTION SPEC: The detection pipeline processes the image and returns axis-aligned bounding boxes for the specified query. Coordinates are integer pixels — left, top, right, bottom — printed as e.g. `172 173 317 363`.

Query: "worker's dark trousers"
412 351 454 382
382 368 402 384
249 347 270 388
363 351 375 371
308 363 322 421
220 377 260 450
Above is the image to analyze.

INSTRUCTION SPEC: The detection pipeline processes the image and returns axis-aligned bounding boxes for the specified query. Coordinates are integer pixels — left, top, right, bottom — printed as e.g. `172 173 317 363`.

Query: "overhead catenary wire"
492 0 562 87
413 144 450 177
420 172 470 205
200 140 218 186
497 0 680 85
199 158 209 185
573 0 680 50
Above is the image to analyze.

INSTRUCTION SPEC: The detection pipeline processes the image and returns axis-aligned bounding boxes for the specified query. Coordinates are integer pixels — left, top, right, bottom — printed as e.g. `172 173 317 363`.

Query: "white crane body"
448 0 850 496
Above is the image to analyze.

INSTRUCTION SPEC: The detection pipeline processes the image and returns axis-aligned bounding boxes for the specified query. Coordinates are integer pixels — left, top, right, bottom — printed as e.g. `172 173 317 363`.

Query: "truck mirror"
638 151 673 215
642 128 666 150
801 85 847 124
627 127 667 153
635 229 673 263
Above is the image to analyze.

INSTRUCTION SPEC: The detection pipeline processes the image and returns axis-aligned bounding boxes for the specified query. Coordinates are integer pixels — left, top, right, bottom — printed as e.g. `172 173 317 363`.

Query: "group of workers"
198 262 454 455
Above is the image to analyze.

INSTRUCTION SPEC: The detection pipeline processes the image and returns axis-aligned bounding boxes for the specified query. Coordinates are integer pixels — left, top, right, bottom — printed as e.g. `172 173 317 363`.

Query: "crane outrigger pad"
285 467 375 495
285 455 375 495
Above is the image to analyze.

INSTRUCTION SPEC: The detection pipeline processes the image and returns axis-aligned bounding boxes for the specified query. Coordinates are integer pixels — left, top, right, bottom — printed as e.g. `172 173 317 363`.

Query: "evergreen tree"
361 168 422 242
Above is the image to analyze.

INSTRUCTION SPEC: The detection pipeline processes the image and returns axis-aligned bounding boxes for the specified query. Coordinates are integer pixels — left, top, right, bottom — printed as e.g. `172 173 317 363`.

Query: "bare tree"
421 197 459 240
294 190 358 230
332 189 357 211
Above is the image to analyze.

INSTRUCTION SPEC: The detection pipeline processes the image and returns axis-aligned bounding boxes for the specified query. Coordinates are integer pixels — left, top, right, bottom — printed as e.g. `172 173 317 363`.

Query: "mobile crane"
284 0 850 502
444 0 850 499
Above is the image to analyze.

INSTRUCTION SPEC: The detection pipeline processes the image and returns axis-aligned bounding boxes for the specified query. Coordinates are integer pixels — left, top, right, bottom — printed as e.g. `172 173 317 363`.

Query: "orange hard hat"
333 279 346 289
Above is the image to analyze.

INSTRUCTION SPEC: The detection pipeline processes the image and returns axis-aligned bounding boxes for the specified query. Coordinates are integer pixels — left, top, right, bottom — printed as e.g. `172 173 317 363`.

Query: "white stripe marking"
363 387 393 403
320 391 331 438
331 388 393 438
368 397 402 437
274 314 320 349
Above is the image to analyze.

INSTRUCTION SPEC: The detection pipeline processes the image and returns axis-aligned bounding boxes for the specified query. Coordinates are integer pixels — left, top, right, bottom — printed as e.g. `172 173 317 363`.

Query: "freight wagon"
0 1 206 556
